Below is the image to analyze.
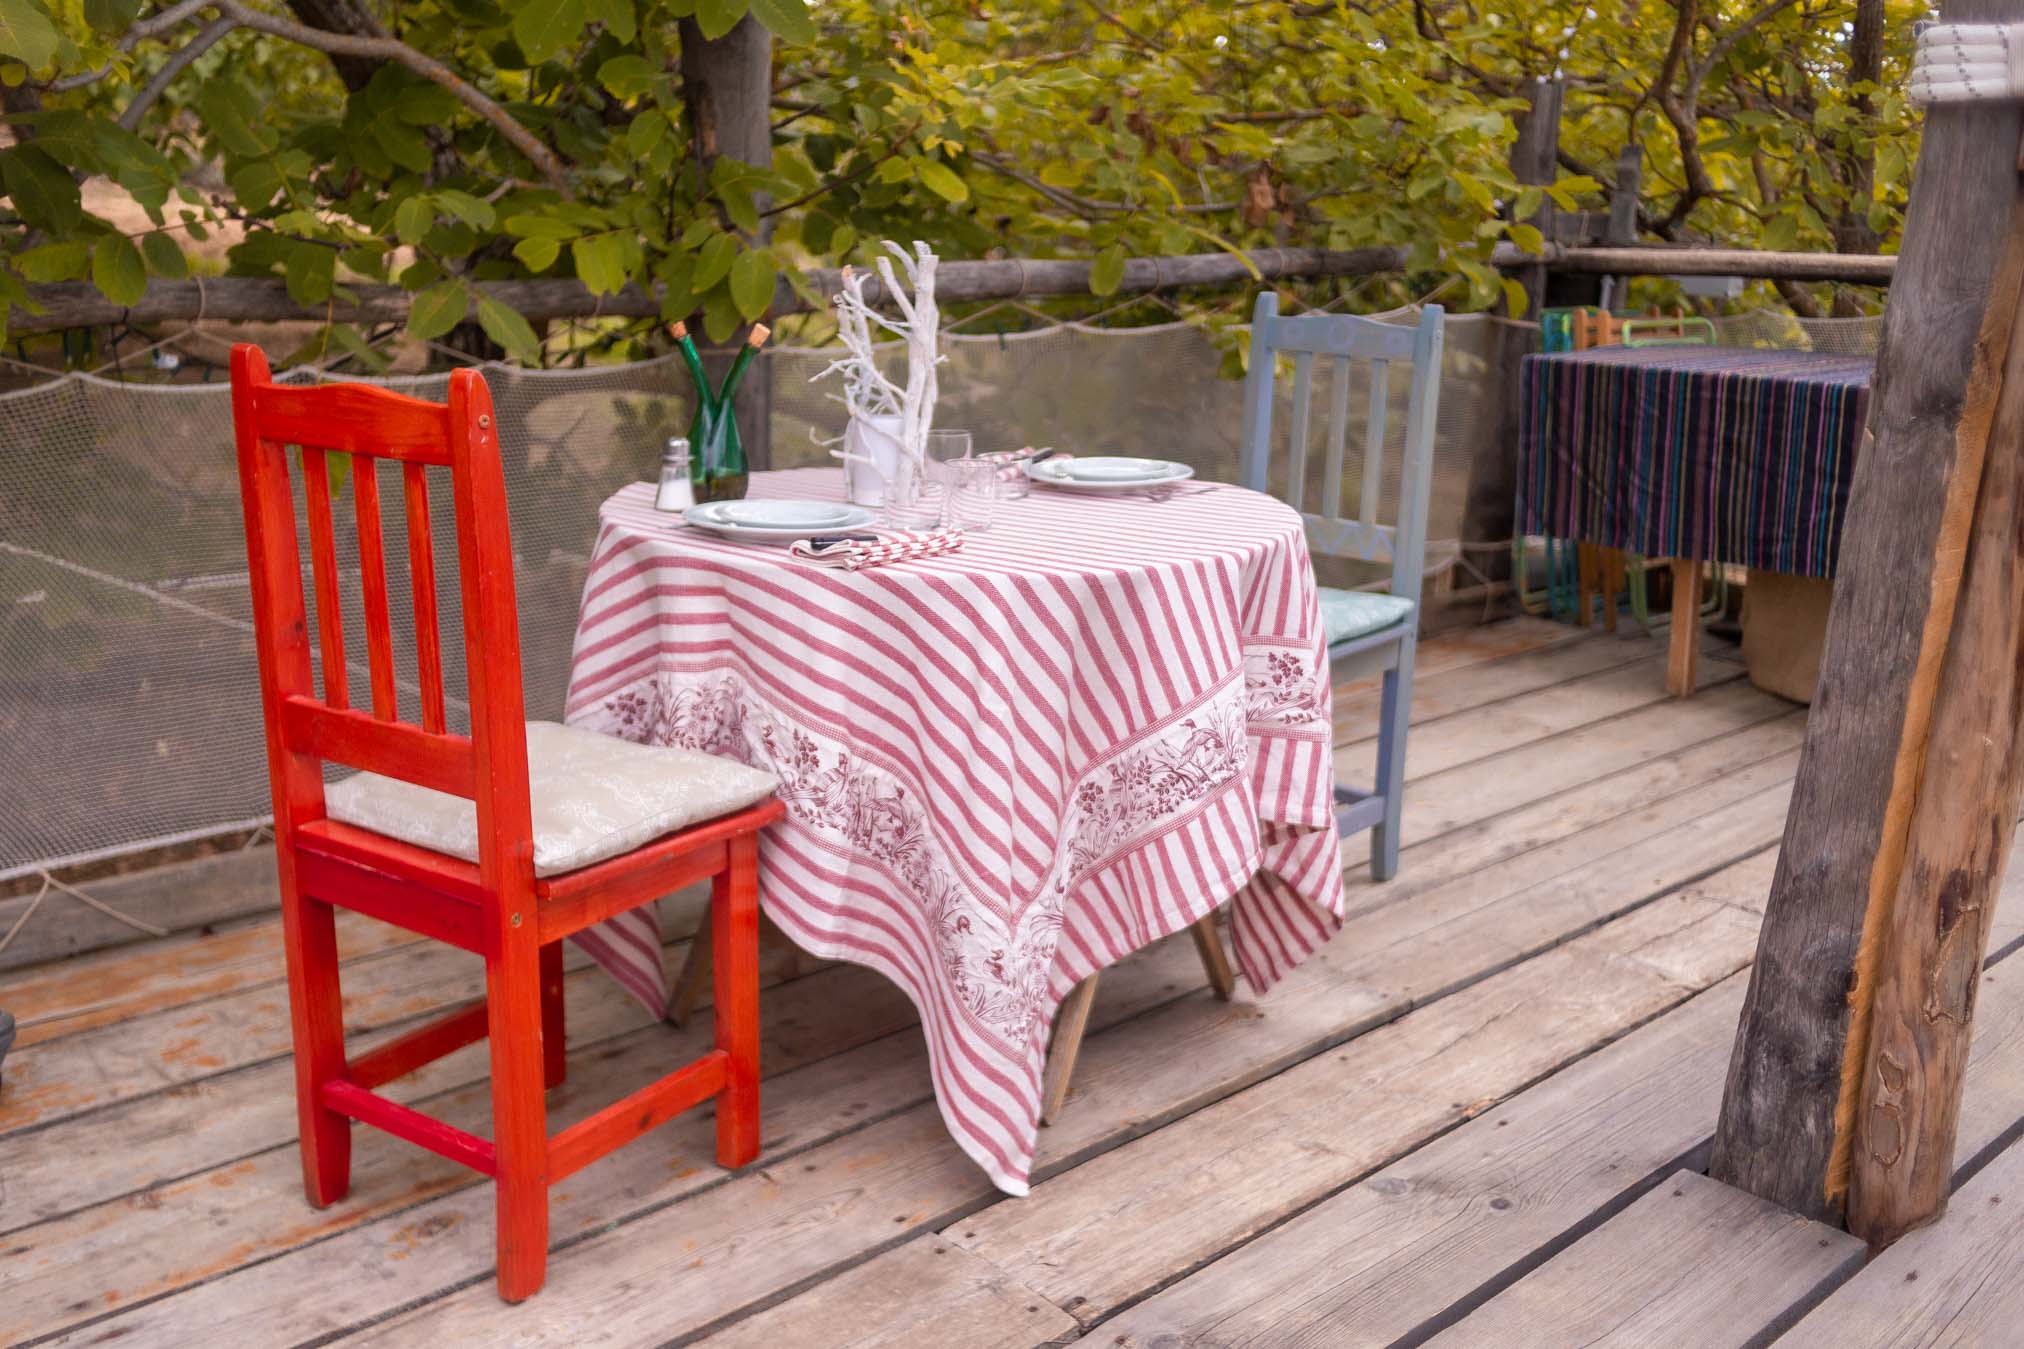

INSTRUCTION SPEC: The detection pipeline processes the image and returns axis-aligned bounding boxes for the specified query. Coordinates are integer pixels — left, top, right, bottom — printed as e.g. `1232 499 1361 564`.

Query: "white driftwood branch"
814 247 943 477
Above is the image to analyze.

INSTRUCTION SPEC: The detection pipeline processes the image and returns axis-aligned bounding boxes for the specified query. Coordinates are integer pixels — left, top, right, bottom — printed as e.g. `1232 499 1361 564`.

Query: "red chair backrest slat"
229 344 535 887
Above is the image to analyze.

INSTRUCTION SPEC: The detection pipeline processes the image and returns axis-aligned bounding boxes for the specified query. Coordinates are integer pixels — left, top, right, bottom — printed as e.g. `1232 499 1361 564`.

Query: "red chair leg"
539 940 567 1090
713 833 762 1169
279 877 351 1207
488 929 552 1302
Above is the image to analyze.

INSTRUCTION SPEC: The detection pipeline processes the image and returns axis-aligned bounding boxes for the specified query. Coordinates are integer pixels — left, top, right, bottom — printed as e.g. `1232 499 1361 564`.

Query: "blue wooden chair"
1239 293 1444 883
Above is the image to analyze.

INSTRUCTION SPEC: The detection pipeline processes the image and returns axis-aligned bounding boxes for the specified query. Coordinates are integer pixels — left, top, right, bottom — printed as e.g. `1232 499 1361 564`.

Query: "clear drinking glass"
947 457 1002 531
977 449 1032 501
880 456 942 532
925 429 973 529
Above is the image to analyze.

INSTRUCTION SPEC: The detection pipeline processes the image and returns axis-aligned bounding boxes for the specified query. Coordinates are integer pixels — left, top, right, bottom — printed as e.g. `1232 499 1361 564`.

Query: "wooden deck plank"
1335 647 1744 787
30 768 1793 1347
1351 743 1795 943
1333 624 1659 744
0 623 1684 1051
0 908 416 1049
1077 977 1752 1349
1338 614 1580 692
694 1236 1078 1349
1083 860 2024 1349
1383 678 1795 858
9 926 1209 1343
1425 1170 1863 1348
0 924 601 1135
279 783 1793 1347
1 703 1798 1248
0 624 1806 1348
1354 707 1803 919
1776 967 2024 1347
0 938 691 1230
1781 1137 2024 1349
948 884 1765 1330
0 954 920 1345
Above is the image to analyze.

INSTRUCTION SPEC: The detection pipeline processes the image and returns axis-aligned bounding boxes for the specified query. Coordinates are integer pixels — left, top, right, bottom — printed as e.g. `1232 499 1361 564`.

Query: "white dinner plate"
1026 456 1195 492
717 499 856 528
1062 456 1182 482
684 499 874 544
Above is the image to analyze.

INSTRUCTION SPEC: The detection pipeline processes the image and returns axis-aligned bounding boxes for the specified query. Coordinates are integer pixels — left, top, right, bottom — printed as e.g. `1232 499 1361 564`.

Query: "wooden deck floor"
7 615 2023 1347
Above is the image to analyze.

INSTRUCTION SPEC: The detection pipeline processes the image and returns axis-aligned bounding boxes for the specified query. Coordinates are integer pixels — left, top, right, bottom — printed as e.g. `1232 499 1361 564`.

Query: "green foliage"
0 0 61 71
0 1 1924 363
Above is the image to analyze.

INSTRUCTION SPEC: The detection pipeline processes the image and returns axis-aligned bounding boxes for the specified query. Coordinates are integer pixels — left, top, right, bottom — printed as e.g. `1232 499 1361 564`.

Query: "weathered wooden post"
1465 78 1567 592
1599 143 1643 310
1508 77 1564 320
1710 0 2024 1235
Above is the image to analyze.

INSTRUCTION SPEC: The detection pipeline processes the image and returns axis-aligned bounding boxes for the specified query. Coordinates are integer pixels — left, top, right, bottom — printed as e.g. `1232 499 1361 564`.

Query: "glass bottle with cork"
668 320 769 504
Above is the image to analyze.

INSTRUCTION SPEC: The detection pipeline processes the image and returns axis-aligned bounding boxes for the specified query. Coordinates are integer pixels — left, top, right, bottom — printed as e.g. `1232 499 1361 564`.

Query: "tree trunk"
679 15 775 196
1832 0 1887 316
284 0 386 90
680 15 776 468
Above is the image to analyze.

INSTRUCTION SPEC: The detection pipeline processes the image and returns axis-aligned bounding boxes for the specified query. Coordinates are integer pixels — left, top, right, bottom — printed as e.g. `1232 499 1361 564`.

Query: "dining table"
1517 344 1873 694
560 466 1347 1195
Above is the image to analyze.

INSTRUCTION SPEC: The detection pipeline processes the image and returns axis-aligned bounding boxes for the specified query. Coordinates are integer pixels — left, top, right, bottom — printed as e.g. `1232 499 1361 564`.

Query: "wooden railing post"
1709 0 2024 1230
1508 76 1564 321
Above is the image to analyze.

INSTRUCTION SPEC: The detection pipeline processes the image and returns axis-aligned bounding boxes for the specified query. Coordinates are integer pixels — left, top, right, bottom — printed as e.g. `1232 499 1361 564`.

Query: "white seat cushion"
324 721 777 878
1318 587 1416 648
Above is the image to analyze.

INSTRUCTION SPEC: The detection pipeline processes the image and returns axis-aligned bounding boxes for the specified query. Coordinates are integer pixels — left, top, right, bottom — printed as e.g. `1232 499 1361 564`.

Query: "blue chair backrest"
1237 294 1445 605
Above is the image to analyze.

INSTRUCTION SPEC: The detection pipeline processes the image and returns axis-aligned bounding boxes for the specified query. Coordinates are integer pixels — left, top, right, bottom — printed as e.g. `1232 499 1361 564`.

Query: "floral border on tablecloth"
576 665 1256 1041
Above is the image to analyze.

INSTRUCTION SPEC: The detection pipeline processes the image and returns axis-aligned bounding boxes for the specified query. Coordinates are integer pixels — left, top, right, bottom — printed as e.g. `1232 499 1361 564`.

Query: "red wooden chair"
228 344 784 1302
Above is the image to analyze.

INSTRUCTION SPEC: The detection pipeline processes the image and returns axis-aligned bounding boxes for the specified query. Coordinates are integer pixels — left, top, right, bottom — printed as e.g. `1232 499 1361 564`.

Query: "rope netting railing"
0 303 1881 893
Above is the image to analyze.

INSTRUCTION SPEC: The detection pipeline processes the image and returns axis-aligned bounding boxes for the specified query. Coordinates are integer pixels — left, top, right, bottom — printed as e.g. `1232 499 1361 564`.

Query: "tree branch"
118 15 235 131
972 149 1235 217
39 0 566 192
208 0 567 190
1690 0 1807 91
45 0 213 90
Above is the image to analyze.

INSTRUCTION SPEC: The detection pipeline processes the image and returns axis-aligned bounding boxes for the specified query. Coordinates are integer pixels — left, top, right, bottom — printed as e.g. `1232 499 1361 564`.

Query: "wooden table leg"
1040 974 1100 1126
1600 548 1621 634
1667 559 1702 697
1577 544 1599 627
665 917 712 1025
1189 913 1236 1000
667 907 816 1025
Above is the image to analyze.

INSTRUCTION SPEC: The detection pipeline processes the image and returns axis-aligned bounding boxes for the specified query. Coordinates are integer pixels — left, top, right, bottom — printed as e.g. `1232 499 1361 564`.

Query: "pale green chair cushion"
1318 587 1415 648
325 720 777 877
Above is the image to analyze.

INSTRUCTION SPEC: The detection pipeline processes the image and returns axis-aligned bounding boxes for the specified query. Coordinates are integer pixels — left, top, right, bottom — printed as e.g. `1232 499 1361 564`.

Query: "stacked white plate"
683 498 874 544
1025 456 1195 493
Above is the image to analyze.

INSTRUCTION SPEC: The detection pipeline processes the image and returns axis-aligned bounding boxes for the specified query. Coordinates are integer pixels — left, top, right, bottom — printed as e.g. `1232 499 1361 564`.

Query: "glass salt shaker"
655 436 695 512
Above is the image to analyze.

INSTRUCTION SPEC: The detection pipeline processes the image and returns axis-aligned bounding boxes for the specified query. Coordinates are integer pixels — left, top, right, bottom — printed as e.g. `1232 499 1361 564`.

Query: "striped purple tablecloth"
1517 345 1872 577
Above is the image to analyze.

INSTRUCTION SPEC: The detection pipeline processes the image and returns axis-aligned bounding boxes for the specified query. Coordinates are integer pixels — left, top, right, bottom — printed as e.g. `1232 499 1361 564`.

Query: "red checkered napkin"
788 527 965 570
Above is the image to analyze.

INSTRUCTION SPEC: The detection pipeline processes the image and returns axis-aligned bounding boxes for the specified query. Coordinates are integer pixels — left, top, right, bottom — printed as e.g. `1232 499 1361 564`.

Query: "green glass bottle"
668 320 768 504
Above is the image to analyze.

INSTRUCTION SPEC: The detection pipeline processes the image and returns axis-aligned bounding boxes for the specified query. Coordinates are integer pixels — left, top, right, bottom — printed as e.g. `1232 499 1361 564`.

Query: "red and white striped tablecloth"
563 467 1345 1194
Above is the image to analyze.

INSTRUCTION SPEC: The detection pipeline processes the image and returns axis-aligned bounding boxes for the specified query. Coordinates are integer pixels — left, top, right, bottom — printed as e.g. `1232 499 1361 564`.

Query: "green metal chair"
1622 315 1718 347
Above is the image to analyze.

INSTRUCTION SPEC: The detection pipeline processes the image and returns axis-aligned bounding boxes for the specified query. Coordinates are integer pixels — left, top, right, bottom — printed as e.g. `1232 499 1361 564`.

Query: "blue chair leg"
1369 637 1414 881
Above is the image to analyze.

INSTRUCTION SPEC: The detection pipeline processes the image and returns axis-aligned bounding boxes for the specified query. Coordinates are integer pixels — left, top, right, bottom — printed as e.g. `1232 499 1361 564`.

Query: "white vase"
841 413 907 507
